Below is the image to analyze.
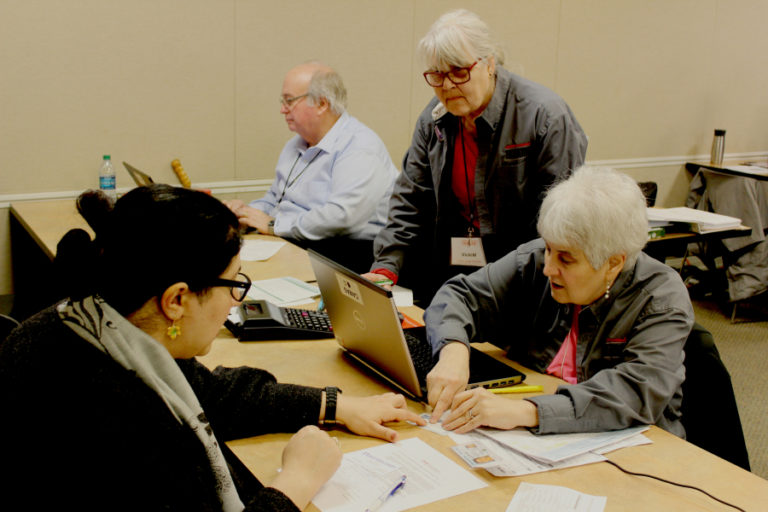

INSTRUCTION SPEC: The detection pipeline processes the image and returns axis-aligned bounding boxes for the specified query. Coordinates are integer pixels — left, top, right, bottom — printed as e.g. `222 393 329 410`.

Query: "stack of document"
725 164 768 177
647 207 742 233
447 425 650 477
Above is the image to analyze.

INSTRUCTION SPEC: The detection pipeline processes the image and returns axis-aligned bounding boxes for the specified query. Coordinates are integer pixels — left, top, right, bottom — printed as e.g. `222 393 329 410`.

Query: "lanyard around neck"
459 122 478 236
277 151 322 205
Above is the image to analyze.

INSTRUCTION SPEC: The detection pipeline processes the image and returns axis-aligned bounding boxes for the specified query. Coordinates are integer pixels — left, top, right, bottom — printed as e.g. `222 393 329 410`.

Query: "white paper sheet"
239 239 285 261
311 438 487 512
246 277 320 306
391 285 413 307
506 482 606 512
417 412 451 436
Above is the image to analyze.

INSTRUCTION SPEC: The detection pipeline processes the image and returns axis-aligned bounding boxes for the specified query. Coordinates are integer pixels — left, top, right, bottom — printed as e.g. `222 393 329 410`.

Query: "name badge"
450 237 487 267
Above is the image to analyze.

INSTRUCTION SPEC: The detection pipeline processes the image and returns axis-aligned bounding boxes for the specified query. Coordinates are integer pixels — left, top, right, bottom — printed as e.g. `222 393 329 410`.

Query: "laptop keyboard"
404 329 434 379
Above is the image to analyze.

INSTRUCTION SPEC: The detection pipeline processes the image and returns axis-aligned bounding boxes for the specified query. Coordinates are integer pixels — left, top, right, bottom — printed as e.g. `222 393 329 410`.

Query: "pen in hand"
365 474 406 512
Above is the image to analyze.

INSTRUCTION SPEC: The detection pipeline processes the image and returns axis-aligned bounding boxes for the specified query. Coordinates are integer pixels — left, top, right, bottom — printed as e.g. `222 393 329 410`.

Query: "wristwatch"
321 386 342 426
266 219 275 235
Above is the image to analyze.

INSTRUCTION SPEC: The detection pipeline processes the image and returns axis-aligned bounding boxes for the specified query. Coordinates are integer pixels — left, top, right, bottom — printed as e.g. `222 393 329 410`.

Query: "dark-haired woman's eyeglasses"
209 272 252 301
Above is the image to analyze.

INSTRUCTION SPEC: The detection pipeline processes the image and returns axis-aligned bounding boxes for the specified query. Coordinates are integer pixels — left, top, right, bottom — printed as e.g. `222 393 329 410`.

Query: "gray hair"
417 9 505 70
537 166 649 269
306 68 347 115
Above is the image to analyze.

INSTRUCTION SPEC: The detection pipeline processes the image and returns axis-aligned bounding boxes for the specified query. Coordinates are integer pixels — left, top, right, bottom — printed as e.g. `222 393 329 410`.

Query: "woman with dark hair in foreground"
0 185 423 511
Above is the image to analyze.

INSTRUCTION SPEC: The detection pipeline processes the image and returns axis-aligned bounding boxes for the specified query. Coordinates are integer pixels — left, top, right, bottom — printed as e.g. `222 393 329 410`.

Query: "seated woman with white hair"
424 166 694 437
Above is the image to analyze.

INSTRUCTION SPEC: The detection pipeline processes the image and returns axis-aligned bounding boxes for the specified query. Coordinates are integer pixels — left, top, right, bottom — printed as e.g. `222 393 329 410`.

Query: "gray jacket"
372 68 587 300
424 239 693 437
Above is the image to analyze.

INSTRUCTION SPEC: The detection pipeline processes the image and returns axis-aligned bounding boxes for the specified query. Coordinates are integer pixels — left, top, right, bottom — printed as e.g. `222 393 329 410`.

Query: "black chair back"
638 181 658 207
0 313 21 344
681 323 750 470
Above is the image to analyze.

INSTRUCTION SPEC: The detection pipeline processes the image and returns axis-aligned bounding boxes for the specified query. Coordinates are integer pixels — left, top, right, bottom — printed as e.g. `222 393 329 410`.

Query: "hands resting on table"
222 199 274 234
272 392 425 510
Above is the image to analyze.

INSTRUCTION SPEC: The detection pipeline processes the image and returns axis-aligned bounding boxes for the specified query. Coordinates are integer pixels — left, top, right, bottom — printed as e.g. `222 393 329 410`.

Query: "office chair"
0 313 21 344
680 323 750 470
638 181 658 207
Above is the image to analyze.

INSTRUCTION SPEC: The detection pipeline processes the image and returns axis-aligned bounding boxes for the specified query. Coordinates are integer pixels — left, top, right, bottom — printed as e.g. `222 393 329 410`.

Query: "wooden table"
11 197 768 510
200 329 768 511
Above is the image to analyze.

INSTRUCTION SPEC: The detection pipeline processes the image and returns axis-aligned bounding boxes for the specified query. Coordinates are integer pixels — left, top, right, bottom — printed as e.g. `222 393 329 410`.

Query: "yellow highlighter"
490 385 544 394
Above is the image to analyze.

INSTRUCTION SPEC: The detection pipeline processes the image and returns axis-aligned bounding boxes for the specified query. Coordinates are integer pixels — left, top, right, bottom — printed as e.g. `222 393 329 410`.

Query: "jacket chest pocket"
503 142 531 162
589 338 629 373
497 143 531 186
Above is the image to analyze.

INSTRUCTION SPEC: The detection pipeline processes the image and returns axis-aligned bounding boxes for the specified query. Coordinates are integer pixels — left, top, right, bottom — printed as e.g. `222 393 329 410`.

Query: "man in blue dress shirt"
225 61 397 272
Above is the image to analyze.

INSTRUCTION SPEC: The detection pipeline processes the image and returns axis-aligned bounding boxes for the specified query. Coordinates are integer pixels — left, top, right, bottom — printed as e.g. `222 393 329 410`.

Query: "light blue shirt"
250 112 397 241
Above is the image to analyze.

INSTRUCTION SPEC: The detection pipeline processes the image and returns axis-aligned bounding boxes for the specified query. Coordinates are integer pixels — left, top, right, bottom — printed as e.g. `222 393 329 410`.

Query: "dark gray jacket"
424 239 693 437
372 68 587 301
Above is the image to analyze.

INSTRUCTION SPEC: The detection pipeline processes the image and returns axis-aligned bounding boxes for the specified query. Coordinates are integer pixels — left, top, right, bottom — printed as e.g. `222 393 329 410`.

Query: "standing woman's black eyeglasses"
208 272 252 301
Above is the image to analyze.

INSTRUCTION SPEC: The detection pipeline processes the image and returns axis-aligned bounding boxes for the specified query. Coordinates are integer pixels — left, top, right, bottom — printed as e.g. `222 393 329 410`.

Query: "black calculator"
225 300 333 341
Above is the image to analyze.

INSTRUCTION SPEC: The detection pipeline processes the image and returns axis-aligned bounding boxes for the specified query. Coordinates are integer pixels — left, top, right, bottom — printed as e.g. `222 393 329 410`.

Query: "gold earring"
167 320 181 340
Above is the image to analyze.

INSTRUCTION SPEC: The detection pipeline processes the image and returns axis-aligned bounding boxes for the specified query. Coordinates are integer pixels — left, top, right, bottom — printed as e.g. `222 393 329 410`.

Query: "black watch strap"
322 386 342 426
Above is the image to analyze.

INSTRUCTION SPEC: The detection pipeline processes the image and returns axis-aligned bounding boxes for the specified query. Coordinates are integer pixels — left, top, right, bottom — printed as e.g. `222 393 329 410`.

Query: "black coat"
0 306 323 511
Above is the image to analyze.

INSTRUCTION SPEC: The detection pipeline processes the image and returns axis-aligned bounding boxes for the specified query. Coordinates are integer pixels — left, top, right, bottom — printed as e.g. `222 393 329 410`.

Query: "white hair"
537 166 649 269
417 9 505 71
306 67 347 115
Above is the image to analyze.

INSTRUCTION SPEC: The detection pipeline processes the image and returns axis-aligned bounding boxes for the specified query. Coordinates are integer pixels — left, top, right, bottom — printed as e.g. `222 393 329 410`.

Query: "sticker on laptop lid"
336 273 364 305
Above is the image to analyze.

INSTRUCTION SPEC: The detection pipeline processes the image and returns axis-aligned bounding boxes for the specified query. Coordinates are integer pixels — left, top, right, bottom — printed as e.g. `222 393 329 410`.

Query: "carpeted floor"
691 296 768 479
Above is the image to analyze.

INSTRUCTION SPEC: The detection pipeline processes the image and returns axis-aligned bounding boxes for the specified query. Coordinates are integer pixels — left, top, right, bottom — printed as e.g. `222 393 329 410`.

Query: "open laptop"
308 250 524 401
123 161 155 186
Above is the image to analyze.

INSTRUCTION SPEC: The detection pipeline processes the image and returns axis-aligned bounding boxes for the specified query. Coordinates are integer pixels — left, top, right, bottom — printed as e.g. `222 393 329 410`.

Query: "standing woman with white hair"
424 167 694 437
366 9 588 302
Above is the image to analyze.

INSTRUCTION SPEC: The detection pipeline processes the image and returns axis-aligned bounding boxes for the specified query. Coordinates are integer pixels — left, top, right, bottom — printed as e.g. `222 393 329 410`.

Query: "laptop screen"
123 162 155 187
309 249 425 397
308 250 524 399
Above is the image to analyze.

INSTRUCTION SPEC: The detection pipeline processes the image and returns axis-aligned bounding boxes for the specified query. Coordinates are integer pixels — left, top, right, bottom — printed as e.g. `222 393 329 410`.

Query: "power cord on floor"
605 460 746 512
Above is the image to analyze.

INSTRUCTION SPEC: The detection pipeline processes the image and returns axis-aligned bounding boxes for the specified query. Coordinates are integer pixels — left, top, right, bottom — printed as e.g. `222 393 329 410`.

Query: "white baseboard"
0 179 273 208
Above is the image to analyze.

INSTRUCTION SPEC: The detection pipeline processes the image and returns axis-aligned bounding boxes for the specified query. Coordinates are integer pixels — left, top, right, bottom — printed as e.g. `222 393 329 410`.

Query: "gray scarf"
58 296 244 511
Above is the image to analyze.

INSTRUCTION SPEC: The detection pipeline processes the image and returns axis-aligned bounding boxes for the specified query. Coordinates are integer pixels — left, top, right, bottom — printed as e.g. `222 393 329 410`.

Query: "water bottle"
710 129 725 167
99 154 117 201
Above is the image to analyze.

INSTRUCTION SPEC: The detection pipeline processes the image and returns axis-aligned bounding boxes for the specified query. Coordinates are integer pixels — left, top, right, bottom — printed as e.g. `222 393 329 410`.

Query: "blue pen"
365 475 406 512
317 297 325 312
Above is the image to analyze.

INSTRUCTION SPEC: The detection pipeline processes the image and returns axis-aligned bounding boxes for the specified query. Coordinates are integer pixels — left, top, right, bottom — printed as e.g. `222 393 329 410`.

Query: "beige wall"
2 0 768 294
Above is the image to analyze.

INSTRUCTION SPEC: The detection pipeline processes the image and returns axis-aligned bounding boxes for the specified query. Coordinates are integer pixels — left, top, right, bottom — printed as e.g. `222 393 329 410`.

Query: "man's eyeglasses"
423 60 479 87
208 272 252 301
280 93 309 109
